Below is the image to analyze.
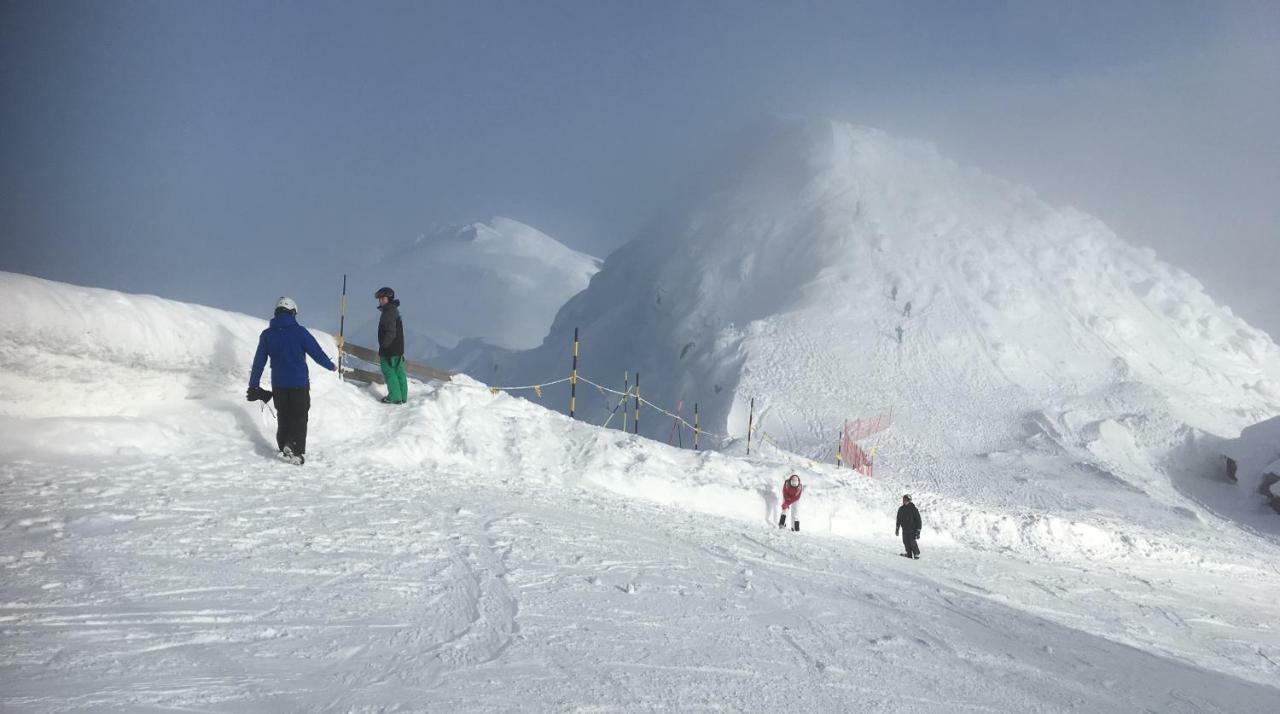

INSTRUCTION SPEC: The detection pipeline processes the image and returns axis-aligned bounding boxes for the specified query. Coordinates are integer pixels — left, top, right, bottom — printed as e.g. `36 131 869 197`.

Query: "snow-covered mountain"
2 271 1279 709
503 119 1280 527
351 217 599 362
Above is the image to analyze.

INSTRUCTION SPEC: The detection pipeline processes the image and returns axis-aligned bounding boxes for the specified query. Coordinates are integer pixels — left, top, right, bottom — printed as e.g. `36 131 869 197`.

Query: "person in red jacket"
778 473 804 532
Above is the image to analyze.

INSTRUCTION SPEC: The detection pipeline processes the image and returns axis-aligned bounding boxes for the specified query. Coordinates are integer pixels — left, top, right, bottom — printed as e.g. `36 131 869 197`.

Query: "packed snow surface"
352 217 600 358
2 272 1280 711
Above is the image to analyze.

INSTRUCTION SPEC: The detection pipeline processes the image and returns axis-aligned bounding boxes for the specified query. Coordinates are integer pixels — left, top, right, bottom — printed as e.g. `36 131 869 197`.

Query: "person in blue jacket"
248 297 336 464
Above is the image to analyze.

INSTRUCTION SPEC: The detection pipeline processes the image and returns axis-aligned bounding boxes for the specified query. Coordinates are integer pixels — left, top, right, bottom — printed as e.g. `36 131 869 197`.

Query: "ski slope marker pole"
694 402 700 451
570 327 579 418
338 274 347 380
622 372 629 432
837 420 847 467
747 397 755 456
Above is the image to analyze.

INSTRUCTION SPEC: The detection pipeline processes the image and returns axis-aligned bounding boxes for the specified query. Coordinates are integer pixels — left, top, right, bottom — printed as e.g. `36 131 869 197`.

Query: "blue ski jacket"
249 313 336 389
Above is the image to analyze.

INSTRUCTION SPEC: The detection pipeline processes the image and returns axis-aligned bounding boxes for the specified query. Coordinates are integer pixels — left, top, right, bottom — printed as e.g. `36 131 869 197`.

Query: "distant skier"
375 286 407 404
895 325 904 345
778 474 804 532
891 284 898 303
895 494 922 559
248 297 337 465
903 301 912 318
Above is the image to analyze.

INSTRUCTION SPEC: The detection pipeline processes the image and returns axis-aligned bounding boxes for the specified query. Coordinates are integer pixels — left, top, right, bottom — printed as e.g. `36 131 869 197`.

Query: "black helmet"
374 287 395 299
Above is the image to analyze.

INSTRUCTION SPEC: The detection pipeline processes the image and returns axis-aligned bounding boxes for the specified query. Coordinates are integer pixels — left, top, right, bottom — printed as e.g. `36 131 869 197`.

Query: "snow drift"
2 271 1280 709
0 270 1274 567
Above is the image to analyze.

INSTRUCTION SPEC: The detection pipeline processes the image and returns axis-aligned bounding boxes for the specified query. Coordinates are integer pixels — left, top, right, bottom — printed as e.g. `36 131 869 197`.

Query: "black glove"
915 529 922 540
246 386 273 403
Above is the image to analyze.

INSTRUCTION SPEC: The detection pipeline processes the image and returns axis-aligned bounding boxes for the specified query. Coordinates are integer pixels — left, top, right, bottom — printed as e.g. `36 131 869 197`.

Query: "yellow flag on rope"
489 388 500 395
534 385 542 398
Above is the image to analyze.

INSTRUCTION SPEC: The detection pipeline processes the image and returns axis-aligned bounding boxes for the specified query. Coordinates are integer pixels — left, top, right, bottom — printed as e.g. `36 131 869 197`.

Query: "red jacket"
781 480 804 510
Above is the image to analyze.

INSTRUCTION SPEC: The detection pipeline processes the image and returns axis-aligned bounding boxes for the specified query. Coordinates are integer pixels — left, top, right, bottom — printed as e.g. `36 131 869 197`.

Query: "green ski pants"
381 356 408 403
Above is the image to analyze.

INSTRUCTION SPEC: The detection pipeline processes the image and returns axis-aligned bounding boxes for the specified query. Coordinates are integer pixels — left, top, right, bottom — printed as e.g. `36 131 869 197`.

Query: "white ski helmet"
275 296 298 314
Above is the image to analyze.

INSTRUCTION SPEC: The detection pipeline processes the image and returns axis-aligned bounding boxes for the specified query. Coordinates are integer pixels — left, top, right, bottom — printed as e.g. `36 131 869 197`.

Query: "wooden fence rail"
338 340 453 384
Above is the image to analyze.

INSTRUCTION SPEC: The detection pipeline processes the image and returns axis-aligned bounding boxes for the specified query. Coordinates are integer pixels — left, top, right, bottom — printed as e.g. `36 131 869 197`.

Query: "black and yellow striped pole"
569 327 579 418
633 372 640 435
693 403 700 451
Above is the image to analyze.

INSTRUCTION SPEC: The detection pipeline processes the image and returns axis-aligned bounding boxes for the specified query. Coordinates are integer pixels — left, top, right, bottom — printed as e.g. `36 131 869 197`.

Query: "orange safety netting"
839 411 892 477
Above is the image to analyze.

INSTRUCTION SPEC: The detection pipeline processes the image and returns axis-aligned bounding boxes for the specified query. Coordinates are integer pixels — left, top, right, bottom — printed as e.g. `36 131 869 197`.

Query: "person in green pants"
375 286 408 404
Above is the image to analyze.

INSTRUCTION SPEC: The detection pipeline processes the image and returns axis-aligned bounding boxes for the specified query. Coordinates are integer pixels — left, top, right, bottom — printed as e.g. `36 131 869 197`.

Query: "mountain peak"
363 217 600 352
502 119 1280 521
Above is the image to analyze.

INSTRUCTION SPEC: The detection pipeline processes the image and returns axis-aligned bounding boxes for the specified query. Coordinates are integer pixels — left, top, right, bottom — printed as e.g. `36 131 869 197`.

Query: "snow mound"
3 272 1280 708
0 271 340 420
354 217 600 356
0 270 1269 570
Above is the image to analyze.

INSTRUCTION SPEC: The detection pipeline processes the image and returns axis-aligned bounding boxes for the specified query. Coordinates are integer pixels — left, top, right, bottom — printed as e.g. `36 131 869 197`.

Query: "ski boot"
778 514 787 529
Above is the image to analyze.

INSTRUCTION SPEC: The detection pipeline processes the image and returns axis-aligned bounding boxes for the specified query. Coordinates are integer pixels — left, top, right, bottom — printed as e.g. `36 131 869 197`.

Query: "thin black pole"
694 403 700 451
570 327 579 418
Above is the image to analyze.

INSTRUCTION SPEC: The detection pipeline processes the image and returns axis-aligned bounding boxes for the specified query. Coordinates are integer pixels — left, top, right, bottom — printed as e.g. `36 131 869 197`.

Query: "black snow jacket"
896 503 922 535
378 299 404 358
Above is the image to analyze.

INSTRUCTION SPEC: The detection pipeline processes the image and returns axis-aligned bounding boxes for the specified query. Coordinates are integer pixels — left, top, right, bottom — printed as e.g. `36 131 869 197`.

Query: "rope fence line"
424 362 886 472
446 361 883 462
391 325 890 471
447 376 574 394
450 370 735 446
598 383 633 430
582 376 733 444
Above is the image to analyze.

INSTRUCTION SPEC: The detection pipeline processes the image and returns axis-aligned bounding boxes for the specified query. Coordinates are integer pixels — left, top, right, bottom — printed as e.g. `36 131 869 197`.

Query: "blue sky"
1 1 1276 336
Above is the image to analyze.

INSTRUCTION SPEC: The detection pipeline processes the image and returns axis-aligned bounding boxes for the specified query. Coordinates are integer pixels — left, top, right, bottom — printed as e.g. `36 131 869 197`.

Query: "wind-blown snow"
2 272 1279 710
353 217 600 358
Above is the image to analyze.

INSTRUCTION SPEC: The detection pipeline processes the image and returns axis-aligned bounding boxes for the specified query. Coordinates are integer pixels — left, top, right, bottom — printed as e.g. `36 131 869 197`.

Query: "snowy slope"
3 273 1280 710
502 118 1280 530
349 217 600 360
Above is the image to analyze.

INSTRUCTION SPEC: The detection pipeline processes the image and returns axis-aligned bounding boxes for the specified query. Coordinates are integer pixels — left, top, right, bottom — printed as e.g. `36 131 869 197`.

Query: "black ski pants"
902 530 920 558
274 387 311 455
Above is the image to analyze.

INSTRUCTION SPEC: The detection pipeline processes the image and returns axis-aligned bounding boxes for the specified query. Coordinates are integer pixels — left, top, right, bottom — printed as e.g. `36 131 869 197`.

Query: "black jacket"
896 503 922 534
378 299 404 357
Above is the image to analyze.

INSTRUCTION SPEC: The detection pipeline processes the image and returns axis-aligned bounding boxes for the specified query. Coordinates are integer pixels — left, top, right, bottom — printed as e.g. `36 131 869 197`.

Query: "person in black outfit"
375 287 408 404
895 494 922 559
